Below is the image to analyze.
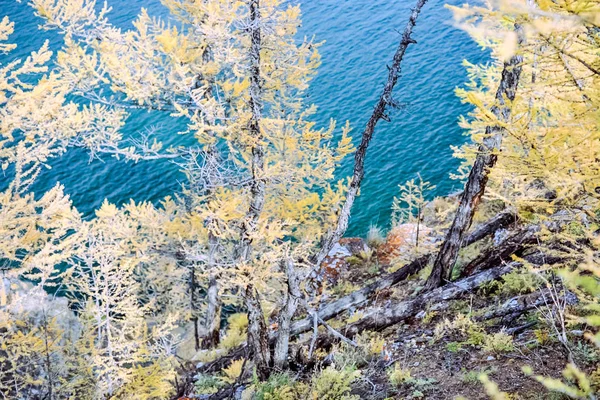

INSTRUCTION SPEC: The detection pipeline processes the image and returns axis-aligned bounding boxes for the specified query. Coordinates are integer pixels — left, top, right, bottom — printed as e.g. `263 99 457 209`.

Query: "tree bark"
202 230 221 349
244 285 271 380
424 26 525 291
291 211 516 336
474 289 553 322
273 259 300 369
190 265 200 350
202 273 221 349
458 225 538 278
238 0 271 379
312 0 430 268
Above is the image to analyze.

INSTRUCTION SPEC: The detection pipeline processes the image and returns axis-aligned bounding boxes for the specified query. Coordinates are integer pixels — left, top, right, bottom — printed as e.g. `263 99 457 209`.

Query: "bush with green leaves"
252 373 308 400
311 366 361 400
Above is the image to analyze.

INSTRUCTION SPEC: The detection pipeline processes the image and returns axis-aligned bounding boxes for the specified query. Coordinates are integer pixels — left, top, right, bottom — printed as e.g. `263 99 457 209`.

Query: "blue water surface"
1 0 487 236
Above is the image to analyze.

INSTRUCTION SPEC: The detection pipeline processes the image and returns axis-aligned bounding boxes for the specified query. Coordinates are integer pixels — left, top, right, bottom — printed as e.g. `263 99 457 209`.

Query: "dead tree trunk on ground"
311 262 522 345
290 211 516 336
458 225 538 278
197 228 555 376
424 27 525 291
475 289 556 322
314 250 564 344
312 0 430 268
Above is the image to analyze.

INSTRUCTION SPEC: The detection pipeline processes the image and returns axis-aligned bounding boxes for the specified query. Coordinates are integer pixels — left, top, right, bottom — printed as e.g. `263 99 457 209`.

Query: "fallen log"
462 211 518 244
474 286 577 324
290 211 517 336
196 346 247 375
475 290 550 322
458 225 539 278
316 262 521 342
335 250 569 343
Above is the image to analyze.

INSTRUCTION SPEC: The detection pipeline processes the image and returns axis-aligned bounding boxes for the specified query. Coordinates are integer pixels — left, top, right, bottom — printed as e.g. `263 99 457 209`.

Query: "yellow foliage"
387 364 413 388
221 359 245 384
310 366 360 400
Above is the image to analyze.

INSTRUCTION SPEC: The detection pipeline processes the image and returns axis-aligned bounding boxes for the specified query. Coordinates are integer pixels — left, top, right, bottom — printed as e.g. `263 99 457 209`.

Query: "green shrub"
482 331 514 354
311 366 360 400
221 313 249 350
355 331 386 357
501 270 543 295
221 327 246 350
228 313 249 331
332 281 359 296
534 329 550 346
466 324 486 346
332 342 367 370
253 373 308 400
221 359 244 384
573 341 600 365
461 367 497 384
446 341 463 353
387 364 412 388
194 374 224 395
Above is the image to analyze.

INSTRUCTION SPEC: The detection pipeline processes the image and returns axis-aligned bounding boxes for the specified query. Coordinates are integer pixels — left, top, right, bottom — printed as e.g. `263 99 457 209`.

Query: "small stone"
413 362 420 367
415 310 427 320
486 356 496 361
571 330 584 337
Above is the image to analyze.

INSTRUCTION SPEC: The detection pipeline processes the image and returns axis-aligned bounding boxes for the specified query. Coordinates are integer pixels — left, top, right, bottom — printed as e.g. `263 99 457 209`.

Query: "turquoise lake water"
1 0 487 236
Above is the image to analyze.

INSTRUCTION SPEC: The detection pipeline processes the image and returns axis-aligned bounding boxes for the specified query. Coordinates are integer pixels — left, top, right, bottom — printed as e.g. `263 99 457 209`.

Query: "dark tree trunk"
312 0 430 268
244 285 271 381
237 0 271 379
202 231 221 349
474 289 553 322
196 243 561 376
458 225 538 278
424 27 525 291
190 265 200 350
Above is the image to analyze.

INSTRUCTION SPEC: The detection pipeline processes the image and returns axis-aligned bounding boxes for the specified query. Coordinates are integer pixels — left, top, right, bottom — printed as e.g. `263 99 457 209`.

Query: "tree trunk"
273 259 300 369
196 243 561 376
474 289 554 323
237 0 271 379
190 265 200 350
244 285 271 381
202 273 221 349
291 211 516 336
458 225 538 278
424 26 525 291
312 0 430 268
202 230 221 349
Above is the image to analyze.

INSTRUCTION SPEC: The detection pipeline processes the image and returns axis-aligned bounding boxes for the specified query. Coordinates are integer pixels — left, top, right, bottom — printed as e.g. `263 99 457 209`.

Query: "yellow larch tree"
32 0 354 378
444 1 600 396
0 12 138 399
